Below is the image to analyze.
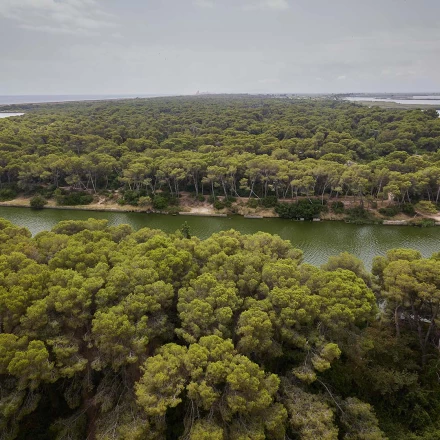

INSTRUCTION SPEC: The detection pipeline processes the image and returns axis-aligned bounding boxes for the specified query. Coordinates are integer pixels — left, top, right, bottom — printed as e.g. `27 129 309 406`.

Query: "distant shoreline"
0 94 175 106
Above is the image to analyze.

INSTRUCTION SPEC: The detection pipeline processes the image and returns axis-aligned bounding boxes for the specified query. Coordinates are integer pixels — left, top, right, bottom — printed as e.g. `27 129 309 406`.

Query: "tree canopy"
0 96 439 213
0 217 439 439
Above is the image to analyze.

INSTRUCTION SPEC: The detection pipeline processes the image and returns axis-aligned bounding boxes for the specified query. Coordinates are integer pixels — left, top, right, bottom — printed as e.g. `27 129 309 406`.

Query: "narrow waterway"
1 207 439 269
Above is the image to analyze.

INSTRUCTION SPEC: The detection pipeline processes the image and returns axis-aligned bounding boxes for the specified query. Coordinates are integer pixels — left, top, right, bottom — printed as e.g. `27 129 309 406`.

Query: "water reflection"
1 207 439 270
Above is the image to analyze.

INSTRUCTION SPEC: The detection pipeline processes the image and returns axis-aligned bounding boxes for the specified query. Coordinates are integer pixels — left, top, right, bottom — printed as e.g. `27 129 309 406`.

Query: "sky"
0 0 439 95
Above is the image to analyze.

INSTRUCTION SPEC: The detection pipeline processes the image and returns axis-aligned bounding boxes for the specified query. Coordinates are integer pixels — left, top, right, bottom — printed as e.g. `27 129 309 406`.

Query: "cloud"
243 0 290 11
337 75 347 80
0 0 117 36
258 78 280 84
193 0 215 8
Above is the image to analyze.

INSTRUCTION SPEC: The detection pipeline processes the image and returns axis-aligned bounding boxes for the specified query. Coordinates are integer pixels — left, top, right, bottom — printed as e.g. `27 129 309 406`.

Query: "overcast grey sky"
0 0 439 95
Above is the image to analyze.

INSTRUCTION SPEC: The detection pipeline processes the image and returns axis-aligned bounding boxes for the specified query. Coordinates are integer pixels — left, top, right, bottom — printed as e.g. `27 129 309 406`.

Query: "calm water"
345 97 440 107
0 113 24 118
1 207 438 270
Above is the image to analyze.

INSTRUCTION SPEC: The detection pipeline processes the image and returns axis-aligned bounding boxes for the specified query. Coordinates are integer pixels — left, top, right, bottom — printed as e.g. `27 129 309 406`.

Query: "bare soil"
1 193 439 222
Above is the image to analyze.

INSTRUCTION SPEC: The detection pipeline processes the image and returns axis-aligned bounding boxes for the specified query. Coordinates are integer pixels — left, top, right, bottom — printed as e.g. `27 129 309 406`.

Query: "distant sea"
0 94 169 105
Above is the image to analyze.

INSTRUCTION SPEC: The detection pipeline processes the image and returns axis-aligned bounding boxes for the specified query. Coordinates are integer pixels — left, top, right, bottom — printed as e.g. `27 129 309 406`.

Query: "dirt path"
418 212 440 222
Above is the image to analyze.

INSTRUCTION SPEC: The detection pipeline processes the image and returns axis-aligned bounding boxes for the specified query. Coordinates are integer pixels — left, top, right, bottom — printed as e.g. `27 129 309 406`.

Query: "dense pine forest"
1 96 440 439
0 217 439 439
0 96 440 220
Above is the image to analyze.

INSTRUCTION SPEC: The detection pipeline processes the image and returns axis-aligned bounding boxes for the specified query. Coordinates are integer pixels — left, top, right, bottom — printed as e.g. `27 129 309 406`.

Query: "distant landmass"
0 94 170 105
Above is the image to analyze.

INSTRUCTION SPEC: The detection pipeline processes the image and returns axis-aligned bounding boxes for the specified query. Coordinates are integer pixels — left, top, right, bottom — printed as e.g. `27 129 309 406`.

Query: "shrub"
378 203 415 217
138 196 152 207
415 201 438 214
410 218 435 227
196 194 205 202
378 206 401 217
261 196 278 208
152 196 168 210
0 188 17 201
221 196 236 208
34 185 56 199
247 199 260 208
213 200 225 210
55 189 94 206
401 203 416 216
30 195 47 209
167 206 180 215
345 206 376 224
275 199 323 220
180 221 191 239
122 190 140 206
419 218 435 227
331 201 345 214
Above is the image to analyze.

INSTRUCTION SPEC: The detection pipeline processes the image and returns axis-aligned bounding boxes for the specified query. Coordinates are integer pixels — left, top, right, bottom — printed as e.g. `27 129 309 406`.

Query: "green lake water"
1 206 439 270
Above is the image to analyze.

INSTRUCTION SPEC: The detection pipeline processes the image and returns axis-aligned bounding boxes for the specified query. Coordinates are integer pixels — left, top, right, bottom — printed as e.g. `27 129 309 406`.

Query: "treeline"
1 218 440 439
0 97 440 208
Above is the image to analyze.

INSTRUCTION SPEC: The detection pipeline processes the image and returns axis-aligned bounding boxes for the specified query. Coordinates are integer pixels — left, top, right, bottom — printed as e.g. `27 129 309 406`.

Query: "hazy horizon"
2 91 440 97
1 1 439 95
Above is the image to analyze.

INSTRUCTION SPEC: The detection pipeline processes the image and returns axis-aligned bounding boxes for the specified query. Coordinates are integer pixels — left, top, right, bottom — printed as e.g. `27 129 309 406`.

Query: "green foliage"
379 206 401 217
340 397 386 439
322 251 371 285
276 199 323 219
415 200 438 214
261 195 278 208
54 189 93 206
409 218 436 227
213 199 225 210
29 195 47 209
247 198 260 208
180 221 191 239
136 335 285 439
152 195 168 210
282 381 338 440
0 96 439 214
423 108 439 119
401 203 416 216
0 188 17 201
210 196 236 210
137 196 152 207
345 206 377 224
0 220 390 439
331 201 345 214
121 189 142 206
224 196 236 207
0 220 438 437
379 203 415 217
1 89 440 437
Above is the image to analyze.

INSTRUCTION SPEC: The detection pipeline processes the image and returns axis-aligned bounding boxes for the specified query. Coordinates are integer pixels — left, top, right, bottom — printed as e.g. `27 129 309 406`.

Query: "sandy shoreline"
1 196 439 224
0 196 278 218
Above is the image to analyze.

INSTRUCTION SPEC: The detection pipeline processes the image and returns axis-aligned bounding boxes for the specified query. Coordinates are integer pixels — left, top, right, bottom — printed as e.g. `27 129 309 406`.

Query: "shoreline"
0 201 148 214
1 198 439 226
